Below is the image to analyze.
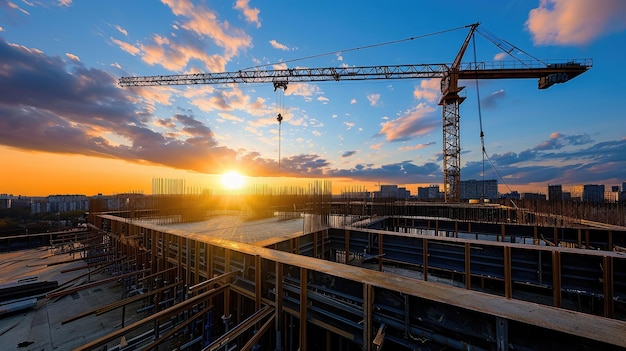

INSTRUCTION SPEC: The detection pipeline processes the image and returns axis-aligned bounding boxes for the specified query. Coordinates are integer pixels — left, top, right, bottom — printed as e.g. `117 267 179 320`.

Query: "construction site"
2 23 625 350
1 186 625 351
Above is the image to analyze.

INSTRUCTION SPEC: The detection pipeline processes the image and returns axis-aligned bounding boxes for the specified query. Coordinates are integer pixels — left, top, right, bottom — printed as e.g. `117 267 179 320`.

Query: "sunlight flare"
220 171 246 190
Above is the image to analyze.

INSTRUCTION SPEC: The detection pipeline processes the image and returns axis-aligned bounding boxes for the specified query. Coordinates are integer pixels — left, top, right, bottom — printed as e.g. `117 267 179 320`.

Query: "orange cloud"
162 0 252 58
378 104 438 142
234 0 261 28
111 37 140 56
526 0 626 45
413 78 440 103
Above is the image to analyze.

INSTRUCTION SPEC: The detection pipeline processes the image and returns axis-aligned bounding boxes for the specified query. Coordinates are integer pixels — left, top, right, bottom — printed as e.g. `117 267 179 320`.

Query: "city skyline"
1 1 625 196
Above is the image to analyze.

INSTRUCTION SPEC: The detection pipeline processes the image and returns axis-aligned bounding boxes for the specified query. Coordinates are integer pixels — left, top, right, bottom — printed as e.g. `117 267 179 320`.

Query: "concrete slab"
0 247 144 350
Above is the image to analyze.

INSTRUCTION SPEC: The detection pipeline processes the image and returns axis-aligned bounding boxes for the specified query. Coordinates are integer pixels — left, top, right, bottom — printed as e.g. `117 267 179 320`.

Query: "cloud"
370 142 384 150
234 0 261 28
342 150 357 158
367 93 380 106
462 133 623 187
0 38 269 175
494 52 507 61
269 39 289 51
110 0 252 73
114 24 128 36
3 1 30 15
111 37 141 56
164 0 252 58
65 53 80 62
413 78 440 103
377 103 438 142
533 132 593 151
482 89 506 109
328 161 441 184
526 0 626 45
398 141 435 152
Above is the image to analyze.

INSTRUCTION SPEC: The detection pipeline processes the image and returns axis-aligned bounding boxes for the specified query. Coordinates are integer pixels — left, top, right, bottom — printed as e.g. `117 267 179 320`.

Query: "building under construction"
2 183 625 351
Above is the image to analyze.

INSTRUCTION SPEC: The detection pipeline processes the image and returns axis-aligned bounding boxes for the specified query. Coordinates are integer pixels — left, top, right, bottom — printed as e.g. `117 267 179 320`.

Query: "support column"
363 283 373 351
344 229 350 265
299 267 308 351
504 246 512 299
275 262 283 351
603 256 614 318
552 251 561 308
423 238 429 282
464 242 471 289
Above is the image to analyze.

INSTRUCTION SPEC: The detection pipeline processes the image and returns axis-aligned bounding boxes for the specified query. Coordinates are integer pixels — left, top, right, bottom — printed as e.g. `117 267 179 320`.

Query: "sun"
220 171 246 190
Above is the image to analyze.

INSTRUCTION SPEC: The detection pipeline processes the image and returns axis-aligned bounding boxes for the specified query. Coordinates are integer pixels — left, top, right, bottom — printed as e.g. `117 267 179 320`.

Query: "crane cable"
275 82 286 168
241 24 474 71
472 33 518 209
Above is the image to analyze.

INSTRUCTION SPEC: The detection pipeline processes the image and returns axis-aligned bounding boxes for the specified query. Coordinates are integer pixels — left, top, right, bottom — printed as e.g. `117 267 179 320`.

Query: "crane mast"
119 24 591 202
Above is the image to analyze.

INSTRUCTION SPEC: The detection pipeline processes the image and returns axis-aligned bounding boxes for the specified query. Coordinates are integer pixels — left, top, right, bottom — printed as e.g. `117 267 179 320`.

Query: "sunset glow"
0 1 624 197
221 171 246 190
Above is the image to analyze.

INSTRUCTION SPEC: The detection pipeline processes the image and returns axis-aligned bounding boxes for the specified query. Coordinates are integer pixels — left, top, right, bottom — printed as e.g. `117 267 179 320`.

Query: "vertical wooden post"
255 255 262 310
553 227 559 247
465 242 471 289
603 256 614 318
275 262 284 351
345 229 350 265
504 246 512 299
378 233 383 272
552 251 561 308
313 232 318 258
363 283 373 351
300 267 308 351
423 238 429 281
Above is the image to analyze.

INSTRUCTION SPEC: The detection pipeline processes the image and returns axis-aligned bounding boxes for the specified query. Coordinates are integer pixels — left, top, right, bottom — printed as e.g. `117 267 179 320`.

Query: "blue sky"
0 0 625 195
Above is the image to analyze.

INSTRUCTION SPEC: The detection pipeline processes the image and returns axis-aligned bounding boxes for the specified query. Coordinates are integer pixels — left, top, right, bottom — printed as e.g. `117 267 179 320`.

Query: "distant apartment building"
373 185 410 200
32 194 89 214
417 185 442 200
0 194 11 209
460 179 498 201
583 184 605 203
548 185 563 201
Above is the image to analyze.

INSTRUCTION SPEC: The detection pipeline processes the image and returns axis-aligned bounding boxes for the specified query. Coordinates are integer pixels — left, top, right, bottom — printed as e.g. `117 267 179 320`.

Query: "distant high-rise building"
373 185 410 199
582 184 605 203
31 194 89 214
548 185 563 201
460 179 498 201
417 185 441 200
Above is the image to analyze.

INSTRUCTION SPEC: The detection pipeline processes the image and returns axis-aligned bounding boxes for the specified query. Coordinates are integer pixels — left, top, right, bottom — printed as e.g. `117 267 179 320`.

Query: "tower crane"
119 23 591 202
